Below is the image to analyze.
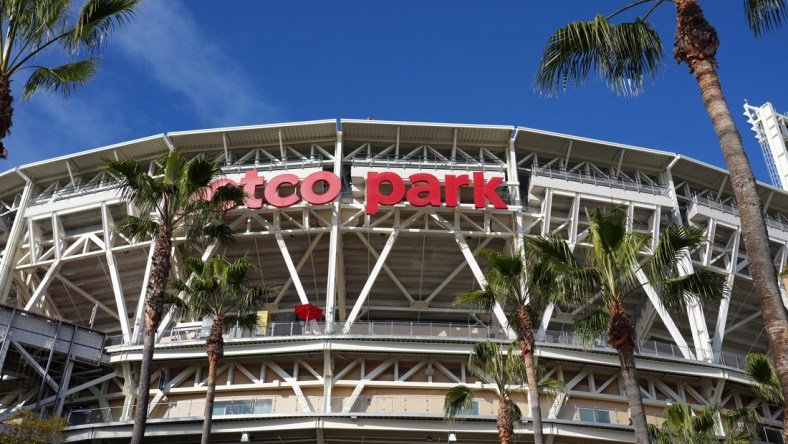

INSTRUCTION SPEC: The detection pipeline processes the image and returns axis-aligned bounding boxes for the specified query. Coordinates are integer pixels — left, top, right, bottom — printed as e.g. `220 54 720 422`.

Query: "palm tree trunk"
130 228 173 444
497 394 513 444
201 317 224 444
516 306 544 444
0 72 12 159
609 300 649 444
674 2 788 441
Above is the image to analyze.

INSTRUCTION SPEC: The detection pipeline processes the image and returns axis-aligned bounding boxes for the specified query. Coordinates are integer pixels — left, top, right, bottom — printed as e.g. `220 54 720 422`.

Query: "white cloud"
4 90 131 168
113 0 279 126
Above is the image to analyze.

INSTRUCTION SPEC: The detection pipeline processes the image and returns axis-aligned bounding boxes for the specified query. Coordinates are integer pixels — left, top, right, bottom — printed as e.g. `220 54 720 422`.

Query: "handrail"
531 164 668 196
351 155 506 172
106 321 748 371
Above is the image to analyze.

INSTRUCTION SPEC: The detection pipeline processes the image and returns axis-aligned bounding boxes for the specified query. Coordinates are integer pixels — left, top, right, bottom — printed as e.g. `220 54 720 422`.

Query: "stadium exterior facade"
0 119 784 443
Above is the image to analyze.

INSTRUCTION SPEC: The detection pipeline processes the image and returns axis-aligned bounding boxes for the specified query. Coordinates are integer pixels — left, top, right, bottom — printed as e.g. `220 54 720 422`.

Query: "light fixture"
240 432 250 443
448 432 457 442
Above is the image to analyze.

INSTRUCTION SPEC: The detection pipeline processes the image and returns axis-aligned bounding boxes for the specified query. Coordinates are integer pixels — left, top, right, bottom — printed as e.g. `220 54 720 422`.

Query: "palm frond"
455 288 496 311
534 14 663 97
745 0 788 36
164 293 187 311
745 352 783 404
661 271 727 310
115 214 157 241
574 307 609 346
725 407 762 443
647 224 705 275
444 385 475 421
21 59 97 99
69 0 138 50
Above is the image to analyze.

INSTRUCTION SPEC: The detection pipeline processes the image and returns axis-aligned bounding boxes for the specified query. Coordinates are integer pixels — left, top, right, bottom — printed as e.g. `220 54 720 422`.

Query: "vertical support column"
541 188 553 236
325 129 343 332
322 344 333 413
120 362 136 421
0 173 33 303
678 253 714 362
53 360 74 415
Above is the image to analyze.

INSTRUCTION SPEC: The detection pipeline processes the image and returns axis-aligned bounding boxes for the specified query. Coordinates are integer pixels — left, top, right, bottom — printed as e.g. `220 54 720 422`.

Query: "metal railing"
531 165 668 196
106 322 748 371
539 329 746 371
351 155 506 173
222 155 325 174
689 194 788 233
30 180 121 204
152 321 506 344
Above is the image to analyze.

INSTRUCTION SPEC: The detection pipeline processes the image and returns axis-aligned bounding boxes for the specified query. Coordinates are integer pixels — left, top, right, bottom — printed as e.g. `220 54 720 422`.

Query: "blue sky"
3 1 787 185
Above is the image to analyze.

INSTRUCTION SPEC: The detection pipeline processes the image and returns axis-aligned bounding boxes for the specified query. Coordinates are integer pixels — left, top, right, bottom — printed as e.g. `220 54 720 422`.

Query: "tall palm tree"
648 403 762 444
168 255 276 444
455 250 558 444
106 150 244 443
531 206 725 443
0 0 138 159
534 3 788 440
444 341 563 444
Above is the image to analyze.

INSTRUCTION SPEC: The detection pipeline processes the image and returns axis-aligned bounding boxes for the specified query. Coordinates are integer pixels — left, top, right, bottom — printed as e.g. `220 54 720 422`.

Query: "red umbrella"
295 303 323 321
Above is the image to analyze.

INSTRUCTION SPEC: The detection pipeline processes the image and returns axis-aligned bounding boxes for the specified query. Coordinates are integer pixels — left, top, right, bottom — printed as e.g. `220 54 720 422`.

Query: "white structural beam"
274 232 324 304
324 130 343 329
343 229 399 331
446 213 514 339
425 237 493 304
635 269 694 360
102 204 131 343
354 232 414 304
131 241 156 344
23 261 62 312
274 228 309 305
682 256 714 362
0 177 33 303
57 276 118 320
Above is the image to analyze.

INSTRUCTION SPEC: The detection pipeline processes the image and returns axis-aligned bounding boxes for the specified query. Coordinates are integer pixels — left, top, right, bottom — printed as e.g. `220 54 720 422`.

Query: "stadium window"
578 407 612 424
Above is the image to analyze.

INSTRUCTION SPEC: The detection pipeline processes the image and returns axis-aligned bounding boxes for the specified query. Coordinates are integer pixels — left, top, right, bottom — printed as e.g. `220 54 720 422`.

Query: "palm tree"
444 341 563 444
530 206 725 443
106 150 244 443
455 250 557 444
534 3 788 440
168 255 276 444
0 0 138 159
648 403 762 444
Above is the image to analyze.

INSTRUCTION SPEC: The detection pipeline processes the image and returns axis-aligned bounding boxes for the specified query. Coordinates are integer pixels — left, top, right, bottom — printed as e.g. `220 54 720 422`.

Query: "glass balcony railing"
531 165 668 196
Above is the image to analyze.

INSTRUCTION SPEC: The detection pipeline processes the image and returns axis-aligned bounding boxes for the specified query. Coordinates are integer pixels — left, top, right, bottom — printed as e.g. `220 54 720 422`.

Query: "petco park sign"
208 170 508 215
